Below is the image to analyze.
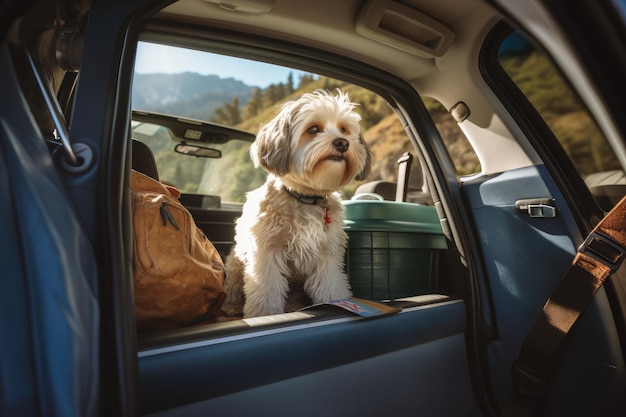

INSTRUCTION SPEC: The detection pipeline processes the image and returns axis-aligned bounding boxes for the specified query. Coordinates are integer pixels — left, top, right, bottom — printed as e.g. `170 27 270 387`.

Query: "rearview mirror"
175 144 222 158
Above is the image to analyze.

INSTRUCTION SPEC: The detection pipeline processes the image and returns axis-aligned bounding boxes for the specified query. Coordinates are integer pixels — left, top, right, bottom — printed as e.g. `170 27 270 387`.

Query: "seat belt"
395 151 413 202
502 195 626 417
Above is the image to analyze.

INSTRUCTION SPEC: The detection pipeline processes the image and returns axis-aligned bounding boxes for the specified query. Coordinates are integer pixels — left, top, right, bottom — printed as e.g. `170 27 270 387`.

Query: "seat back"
354 180 397 200
132 139 159 181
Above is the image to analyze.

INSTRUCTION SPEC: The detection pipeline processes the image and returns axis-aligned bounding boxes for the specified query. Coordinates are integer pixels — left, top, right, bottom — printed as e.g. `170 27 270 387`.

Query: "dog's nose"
333 138 349 153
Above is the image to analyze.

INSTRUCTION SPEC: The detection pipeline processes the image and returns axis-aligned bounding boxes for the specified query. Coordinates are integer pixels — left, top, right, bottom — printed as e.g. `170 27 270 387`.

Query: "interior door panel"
462 164 580 402
462 164 580 328
461 164 626 412
138 297 480 416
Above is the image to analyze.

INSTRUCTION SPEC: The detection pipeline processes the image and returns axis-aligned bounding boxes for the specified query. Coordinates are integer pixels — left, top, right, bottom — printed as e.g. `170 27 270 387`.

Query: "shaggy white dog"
222 89 372 318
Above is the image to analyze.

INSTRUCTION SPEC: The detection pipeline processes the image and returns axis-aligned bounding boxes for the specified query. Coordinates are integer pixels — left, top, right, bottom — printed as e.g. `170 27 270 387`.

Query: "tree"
298 74 316 88
212 97 241 125
244 88 263 119
263 84 282 107
286 72 294 95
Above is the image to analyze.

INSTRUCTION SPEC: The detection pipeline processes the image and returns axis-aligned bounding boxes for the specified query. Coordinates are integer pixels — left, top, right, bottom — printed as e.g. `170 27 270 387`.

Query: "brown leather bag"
131 170 225 332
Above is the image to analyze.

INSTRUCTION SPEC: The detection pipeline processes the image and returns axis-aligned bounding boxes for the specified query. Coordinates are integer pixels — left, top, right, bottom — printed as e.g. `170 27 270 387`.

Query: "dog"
222 89 372 318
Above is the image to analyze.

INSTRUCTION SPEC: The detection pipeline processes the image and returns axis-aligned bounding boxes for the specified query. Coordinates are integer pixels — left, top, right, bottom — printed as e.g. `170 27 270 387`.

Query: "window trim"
137 295 458 356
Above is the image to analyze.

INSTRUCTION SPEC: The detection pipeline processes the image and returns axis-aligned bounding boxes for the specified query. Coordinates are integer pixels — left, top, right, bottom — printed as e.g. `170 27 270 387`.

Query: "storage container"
343 200 447 300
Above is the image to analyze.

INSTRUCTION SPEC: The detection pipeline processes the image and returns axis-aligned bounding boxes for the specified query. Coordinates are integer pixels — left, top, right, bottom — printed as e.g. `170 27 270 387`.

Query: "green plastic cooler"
342 200 447 301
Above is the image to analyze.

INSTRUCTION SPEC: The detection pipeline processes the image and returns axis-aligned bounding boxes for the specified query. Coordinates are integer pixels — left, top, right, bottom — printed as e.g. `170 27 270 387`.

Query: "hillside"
132 72 255 120
232 76 480 192
499 49 620 176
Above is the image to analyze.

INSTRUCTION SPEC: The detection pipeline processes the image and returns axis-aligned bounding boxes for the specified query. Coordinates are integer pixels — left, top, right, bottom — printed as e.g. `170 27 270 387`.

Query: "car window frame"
479 21 606 231
131 21 475 325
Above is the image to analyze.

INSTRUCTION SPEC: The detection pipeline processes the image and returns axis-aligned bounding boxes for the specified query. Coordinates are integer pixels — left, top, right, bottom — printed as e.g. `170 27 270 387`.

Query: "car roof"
151 0 499 113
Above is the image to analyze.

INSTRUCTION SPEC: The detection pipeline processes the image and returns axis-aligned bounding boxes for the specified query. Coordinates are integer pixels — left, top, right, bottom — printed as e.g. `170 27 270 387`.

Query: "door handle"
515 198 557 218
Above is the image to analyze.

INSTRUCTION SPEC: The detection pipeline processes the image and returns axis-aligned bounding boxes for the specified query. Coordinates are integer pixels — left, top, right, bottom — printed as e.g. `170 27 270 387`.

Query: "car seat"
132 139 159 181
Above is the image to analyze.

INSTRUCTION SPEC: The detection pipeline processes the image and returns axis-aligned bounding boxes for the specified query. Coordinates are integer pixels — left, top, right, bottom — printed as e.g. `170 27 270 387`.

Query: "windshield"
131 120 265 202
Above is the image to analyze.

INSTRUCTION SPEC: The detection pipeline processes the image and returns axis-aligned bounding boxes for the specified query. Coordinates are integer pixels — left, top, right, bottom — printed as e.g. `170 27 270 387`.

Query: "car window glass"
132 42 428 202
422 96 480 176
132 42 481 204
496 30 625 210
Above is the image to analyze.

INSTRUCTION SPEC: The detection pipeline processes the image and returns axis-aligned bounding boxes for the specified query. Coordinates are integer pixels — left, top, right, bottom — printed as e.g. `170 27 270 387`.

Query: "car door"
0 0 158 416
0 15 99 417
462 2 626 415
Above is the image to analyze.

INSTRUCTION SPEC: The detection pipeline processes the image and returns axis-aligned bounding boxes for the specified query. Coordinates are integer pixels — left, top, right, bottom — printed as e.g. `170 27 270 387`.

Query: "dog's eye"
306 125 320 134
340 127 347 133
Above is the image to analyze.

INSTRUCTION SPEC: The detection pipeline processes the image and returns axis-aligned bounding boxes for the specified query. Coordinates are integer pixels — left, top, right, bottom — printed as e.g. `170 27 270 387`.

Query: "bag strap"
502 196 626 417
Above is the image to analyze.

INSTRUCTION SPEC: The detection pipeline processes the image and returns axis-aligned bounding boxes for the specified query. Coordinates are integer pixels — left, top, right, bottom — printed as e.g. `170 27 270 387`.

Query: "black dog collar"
282 186 327 206
282 186 333 225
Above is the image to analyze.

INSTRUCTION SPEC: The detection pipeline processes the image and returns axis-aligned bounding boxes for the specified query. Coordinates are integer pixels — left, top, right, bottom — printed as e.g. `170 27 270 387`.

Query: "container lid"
342 200 443 234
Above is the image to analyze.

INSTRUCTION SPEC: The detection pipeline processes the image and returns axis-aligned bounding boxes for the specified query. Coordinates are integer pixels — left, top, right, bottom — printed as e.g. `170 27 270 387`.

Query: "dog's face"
252 89 372 192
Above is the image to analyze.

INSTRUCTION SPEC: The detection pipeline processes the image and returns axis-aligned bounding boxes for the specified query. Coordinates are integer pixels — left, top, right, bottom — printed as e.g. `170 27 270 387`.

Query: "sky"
134 42 309 88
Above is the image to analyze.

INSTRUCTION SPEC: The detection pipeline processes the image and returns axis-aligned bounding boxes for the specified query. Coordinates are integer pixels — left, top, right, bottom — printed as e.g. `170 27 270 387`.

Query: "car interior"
133 3 626 412
2 0 626 416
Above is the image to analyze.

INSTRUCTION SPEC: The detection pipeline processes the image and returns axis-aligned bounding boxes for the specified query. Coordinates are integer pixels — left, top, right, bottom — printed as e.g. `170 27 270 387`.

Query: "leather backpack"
131 170 226 332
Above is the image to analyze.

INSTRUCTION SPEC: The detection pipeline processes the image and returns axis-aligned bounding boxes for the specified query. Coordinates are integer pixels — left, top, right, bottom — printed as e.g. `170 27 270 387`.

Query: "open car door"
0 32 98 417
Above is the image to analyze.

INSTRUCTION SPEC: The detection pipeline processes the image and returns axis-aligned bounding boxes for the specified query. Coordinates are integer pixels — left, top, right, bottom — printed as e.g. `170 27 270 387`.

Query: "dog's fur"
222 90 372 318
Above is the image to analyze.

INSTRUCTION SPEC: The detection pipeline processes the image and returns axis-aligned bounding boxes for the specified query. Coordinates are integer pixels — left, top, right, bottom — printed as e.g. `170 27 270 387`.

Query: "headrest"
354 180 397 201
131 139 159 181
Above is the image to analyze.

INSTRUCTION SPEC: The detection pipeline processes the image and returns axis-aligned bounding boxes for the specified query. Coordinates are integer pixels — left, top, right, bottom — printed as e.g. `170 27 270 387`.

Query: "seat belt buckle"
578 230 626 273
511 359 546 397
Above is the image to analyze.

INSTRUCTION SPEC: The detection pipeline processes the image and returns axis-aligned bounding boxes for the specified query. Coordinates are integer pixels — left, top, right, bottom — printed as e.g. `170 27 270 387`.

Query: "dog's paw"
243 300 286 318
222 306 243 318
327 285 352 302
221 296 244 317
307 274 352 303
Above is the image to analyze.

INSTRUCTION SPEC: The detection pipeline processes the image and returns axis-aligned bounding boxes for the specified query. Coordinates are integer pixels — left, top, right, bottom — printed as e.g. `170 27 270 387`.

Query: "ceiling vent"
357 0 455 58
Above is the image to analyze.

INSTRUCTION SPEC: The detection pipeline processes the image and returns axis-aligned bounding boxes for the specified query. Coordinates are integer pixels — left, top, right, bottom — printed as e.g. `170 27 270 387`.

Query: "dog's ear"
355 132 373 181
251 108 292 176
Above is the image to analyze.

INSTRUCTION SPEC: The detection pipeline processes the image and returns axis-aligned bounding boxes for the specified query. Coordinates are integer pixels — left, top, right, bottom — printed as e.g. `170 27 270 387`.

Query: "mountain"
131 72 256 120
